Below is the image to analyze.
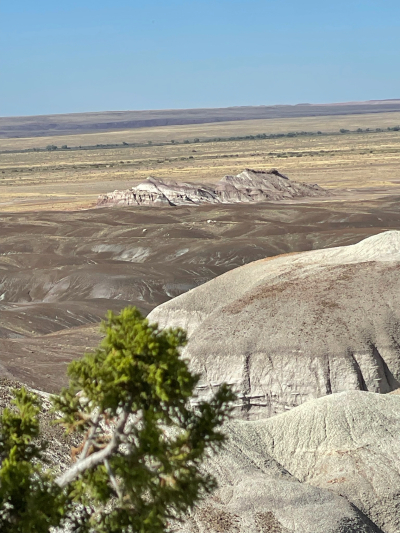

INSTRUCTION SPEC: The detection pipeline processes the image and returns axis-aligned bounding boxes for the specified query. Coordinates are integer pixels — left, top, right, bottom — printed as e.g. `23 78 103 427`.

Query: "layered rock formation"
97 169 330 207
149 231 400 419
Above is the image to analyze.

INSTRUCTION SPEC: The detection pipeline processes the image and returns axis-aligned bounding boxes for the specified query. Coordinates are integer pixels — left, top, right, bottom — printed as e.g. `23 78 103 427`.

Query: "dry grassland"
1 111 400 211
2 111 400 150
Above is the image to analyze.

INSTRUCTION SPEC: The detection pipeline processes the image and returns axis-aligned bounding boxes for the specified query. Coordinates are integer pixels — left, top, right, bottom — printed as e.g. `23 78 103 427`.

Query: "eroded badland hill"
1 195 400 391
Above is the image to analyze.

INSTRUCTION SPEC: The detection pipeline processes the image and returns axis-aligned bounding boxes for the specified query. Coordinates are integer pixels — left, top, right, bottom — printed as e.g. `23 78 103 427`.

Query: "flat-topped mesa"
97 168 330 207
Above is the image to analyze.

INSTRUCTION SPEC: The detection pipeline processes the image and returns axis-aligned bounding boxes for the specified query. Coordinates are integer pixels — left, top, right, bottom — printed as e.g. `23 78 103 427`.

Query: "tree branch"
104 458 123 500
56 409 129 488
80 410 101 460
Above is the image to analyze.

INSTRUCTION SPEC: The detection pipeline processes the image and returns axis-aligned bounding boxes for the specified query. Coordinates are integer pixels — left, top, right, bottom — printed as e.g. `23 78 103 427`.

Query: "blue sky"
1 0 399 116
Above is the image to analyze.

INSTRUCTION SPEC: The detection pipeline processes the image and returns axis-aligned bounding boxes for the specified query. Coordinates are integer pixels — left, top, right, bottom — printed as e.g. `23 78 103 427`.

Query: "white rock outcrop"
97 169 330 207
149 231 400 418
180 390 400 533
258 391 400 533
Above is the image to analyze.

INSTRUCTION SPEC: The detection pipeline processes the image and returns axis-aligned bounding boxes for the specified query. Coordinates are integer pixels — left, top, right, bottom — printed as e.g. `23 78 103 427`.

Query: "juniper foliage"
0 307 235 533
0 388 65 532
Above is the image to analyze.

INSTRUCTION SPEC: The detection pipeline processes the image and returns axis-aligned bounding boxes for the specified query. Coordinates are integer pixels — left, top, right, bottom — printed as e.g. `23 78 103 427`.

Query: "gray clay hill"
178 390 400 533
148 232 400 532
97 168 330 207
3 198 400 393
149 231 400 419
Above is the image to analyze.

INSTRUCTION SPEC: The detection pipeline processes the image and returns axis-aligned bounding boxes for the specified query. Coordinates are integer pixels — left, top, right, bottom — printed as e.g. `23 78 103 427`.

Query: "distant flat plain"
2 100 400 138
1 109 400 211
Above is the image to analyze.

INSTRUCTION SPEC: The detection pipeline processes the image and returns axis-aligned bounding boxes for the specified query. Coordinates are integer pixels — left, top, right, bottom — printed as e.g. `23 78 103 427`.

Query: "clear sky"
1 0 399 117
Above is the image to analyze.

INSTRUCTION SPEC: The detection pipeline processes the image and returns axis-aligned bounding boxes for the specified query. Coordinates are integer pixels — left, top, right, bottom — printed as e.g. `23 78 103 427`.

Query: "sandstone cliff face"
149 231 400 419
97 169 330 207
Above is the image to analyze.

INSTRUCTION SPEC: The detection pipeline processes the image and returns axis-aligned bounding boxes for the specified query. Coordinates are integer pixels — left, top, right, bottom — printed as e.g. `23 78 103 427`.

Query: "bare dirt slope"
181 391 400 533
254 391 400 533
2 198 400 391
2 100 400 138
149 231 400 418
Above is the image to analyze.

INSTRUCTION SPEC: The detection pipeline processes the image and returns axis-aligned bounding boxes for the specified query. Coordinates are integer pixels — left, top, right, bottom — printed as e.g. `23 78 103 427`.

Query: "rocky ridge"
97 169 330 207
3 100 400 138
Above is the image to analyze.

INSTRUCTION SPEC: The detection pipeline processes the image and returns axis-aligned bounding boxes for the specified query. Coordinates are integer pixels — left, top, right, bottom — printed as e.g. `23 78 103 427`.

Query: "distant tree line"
2 125 400 156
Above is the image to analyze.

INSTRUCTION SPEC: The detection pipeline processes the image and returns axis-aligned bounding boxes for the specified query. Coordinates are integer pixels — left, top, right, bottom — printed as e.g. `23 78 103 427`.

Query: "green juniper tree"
0 307 235 533
0 388 66 533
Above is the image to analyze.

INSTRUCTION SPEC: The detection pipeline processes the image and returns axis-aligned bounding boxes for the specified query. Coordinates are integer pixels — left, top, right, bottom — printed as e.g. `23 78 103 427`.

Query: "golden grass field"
1 111 400 211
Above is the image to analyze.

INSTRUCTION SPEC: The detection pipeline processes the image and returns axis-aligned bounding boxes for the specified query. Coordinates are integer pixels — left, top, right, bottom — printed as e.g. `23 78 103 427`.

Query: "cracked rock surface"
179 390 400 533
149 231 400 418
0 380 397 532
252 390 400 533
